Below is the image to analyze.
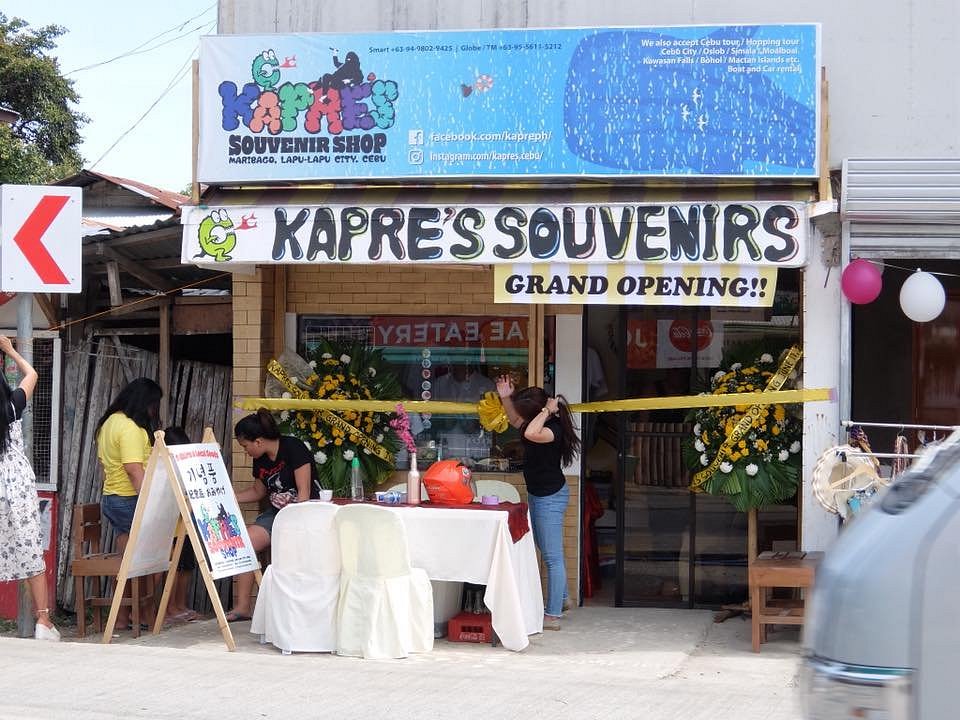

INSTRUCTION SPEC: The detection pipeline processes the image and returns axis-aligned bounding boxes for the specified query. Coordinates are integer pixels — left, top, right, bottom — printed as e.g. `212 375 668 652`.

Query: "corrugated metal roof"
841 159 960 223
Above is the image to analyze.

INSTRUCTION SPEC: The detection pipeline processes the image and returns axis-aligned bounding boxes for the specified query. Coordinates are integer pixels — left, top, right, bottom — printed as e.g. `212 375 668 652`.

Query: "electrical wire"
89 29 212 169
65 2 216 75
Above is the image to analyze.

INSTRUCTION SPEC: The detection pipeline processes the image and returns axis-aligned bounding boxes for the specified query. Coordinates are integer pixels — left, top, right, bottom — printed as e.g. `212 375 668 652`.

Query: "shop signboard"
197 24 820 183
181 200 806 268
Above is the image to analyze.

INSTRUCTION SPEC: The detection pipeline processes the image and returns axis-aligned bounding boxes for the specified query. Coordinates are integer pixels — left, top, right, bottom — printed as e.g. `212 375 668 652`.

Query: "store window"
298 314 537 471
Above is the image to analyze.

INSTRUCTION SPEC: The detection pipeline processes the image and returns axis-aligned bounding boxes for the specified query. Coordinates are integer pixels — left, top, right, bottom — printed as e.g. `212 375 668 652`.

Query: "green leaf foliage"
0 13 86 183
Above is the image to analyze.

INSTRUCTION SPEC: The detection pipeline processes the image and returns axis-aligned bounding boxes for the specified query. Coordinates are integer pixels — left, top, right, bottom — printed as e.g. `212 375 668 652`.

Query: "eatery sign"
197 24 820 182
181 201 807 267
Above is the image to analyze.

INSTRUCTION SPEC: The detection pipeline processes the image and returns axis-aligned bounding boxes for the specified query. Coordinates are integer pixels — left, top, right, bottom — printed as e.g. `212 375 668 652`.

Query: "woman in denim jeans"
497 376 581 631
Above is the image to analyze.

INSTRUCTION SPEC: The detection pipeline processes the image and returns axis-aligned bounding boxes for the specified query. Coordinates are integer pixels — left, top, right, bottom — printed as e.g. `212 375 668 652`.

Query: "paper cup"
319 489 333 502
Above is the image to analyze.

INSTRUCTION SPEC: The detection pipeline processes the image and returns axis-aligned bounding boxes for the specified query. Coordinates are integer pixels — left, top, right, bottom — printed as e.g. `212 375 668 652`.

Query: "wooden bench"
749 550 823 652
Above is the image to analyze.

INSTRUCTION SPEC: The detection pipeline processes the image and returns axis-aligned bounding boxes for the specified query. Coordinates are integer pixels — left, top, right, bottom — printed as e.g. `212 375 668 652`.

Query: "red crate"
447 611 494 643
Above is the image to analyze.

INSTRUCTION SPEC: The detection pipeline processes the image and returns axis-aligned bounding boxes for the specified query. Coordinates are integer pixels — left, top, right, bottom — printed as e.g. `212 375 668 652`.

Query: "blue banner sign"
198 24 820 183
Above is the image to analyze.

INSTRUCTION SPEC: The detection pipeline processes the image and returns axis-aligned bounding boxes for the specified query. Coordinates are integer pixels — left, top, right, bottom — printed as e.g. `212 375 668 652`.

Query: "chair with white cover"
335 504 434 658
474 479 521 503
250 502 340 654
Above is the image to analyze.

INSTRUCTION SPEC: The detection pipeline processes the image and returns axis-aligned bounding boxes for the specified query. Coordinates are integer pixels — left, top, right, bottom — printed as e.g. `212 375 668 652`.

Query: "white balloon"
899 271 946 322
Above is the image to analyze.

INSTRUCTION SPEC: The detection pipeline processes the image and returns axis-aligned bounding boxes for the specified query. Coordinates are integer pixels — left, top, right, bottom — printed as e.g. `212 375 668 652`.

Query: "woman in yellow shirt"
95 377 163 630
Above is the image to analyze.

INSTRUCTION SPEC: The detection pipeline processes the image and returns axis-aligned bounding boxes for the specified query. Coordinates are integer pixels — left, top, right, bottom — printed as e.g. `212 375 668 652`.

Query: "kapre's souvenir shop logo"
218 48 399 165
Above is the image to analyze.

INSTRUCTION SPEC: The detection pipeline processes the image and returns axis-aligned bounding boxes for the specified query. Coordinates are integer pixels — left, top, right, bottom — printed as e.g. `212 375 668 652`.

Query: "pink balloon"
841 259 883 304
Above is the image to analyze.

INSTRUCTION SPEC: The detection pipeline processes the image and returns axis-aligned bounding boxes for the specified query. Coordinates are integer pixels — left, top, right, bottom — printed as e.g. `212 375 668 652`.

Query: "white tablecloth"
263 503 544 652
391 505 544 651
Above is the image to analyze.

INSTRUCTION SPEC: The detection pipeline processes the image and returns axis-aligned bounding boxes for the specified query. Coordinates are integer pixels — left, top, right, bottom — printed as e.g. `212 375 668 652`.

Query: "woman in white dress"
0 335 58 640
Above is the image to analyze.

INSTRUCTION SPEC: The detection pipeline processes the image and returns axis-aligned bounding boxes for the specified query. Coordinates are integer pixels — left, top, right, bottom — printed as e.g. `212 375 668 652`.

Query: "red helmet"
423 459 476 505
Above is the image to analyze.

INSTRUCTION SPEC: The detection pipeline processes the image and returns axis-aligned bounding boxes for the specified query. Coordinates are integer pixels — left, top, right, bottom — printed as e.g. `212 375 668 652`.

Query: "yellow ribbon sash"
689 346 804 492
266 360 393 464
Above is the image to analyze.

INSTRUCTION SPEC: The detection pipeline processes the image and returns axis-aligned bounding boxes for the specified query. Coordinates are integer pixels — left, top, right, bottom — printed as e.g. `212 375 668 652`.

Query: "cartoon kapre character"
195 210 237 262
252 49 281 89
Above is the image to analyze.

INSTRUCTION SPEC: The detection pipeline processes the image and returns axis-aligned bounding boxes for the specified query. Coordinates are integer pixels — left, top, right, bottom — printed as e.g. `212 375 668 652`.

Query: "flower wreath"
681 350 803 512
265 338 403 497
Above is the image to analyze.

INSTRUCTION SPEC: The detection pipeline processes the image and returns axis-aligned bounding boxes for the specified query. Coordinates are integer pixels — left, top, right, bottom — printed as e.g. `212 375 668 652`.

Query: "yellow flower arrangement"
682 351 803 511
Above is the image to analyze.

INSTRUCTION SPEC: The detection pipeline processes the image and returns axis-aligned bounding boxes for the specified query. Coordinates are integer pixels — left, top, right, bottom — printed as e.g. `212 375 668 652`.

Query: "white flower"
314 451 327 464
760 353 773 363
281 392 292 399
790 441 801 454
694 439 705 452
280 410 290 421
720 461 733 473
730 363 742 371
309 360 317 369
363 447 372 454
693 423 701 436
745 463 759 476
340 354 351 364
779 450 790 462
290 375 299 383
700 453 708 466
713 371 725 383
376 434 384 443
322 353 332 359
367 367 377 377
343 449 355 461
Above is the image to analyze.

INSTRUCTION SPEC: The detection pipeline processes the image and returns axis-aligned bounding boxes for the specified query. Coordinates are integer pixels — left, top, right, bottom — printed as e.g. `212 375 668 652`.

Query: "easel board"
103 429 261 650
167 442 259 579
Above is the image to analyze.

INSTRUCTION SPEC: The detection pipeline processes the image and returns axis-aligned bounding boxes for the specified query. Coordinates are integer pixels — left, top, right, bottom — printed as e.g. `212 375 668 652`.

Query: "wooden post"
159 300 170 426
818 66 831 202
747 507 758 566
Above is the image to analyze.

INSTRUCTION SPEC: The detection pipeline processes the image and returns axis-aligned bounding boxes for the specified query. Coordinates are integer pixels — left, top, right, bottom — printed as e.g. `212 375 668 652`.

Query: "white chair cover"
335 504 434 659
250 502 340 653
474 479 521 503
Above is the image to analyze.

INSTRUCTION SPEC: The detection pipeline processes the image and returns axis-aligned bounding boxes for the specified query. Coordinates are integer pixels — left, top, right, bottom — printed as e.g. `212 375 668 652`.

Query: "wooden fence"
56 335 234 610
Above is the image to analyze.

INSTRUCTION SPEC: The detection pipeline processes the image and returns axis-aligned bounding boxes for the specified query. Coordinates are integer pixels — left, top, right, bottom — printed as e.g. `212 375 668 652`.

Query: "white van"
801 430 960 719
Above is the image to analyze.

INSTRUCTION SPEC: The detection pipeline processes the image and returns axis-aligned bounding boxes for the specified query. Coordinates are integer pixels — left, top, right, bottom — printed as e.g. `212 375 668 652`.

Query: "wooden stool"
748 550 823 652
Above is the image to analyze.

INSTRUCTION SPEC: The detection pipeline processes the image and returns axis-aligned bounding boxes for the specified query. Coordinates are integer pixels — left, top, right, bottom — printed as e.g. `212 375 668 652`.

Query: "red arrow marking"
13 194 70 284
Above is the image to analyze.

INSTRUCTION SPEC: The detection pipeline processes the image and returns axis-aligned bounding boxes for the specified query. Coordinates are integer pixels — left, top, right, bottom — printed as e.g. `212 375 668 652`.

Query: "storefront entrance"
582 271 802 608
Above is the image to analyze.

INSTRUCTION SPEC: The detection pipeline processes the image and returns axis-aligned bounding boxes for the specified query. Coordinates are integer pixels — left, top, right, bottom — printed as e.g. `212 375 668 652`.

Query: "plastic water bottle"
350 457 365 501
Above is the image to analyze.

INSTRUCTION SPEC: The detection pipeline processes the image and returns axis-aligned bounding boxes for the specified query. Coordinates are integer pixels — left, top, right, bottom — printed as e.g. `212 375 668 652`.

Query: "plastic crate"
447 611 494 644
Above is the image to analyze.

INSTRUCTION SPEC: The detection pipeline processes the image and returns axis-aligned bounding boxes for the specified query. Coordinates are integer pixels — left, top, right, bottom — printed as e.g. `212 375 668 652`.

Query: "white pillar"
554 314 583 476
801 217 842 550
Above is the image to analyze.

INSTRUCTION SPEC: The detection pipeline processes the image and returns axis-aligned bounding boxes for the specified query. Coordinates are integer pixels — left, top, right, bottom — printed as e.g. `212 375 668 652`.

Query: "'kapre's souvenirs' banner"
198 24 820 182
181 201 806 267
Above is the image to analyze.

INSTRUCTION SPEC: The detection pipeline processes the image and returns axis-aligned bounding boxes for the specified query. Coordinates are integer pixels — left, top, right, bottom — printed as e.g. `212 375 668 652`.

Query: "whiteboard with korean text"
168 443 260 579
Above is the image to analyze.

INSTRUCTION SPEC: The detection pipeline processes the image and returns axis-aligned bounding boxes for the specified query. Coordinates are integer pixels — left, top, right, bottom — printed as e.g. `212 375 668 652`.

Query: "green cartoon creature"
251 49 281 89
195 209 237 262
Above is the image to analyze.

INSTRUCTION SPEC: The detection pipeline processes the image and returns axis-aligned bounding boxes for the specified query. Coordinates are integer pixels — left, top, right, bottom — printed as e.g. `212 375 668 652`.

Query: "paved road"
0 607 803 720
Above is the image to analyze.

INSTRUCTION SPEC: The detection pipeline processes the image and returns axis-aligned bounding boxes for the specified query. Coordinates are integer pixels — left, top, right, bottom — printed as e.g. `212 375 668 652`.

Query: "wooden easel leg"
75 577 86 638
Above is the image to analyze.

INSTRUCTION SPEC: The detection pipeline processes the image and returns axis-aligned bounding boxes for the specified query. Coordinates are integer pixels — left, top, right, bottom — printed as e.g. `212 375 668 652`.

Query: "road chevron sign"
0 185 82 293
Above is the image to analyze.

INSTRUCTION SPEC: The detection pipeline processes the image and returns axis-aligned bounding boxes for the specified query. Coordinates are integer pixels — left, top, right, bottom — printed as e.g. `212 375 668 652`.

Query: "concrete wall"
219 0 960 168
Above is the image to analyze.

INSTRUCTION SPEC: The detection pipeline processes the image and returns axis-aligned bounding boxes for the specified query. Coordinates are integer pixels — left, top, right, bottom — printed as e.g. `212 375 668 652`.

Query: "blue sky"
4 0 216 192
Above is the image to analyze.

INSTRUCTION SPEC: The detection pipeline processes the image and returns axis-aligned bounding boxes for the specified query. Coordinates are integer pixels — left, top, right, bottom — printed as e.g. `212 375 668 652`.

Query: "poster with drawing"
168 443 260 579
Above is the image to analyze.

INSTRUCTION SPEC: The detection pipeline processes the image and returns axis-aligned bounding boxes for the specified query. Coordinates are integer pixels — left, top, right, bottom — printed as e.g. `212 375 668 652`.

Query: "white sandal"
34 609 60 642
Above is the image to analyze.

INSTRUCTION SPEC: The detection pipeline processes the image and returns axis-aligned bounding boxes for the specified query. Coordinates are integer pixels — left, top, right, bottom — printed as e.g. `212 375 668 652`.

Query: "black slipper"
226 612 252 623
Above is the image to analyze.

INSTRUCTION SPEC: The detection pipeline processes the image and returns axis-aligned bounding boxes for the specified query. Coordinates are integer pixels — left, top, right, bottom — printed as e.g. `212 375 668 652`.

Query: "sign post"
1 184 81 636
102 428 260 651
